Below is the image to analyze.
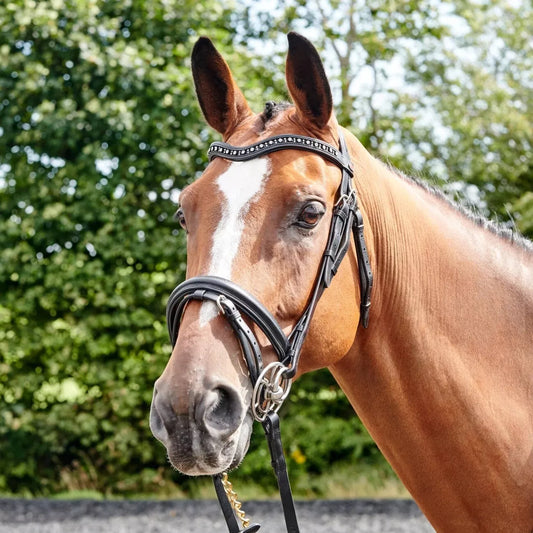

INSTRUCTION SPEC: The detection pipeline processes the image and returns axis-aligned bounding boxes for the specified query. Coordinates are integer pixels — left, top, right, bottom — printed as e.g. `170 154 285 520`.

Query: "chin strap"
213 413 299 533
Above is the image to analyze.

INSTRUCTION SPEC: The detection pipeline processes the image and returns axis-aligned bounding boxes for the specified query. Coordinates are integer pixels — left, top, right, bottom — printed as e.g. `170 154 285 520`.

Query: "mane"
390 165 533 254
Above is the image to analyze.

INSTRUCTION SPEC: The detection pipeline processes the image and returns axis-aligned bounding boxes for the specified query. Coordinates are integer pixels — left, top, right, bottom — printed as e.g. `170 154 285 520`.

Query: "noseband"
165 130 373 533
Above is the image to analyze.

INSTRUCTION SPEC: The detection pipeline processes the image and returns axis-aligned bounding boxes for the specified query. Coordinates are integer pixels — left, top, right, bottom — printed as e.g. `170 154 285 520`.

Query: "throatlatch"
165 130 373 533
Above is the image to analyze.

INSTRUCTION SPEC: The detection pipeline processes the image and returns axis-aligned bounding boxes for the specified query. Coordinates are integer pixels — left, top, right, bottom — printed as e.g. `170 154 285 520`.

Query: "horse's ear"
286 32 333 131
191 37 252 137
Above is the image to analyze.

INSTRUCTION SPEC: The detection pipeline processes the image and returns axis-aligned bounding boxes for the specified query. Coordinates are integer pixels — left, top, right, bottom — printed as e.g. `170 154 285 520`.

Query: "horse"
150 32 533 532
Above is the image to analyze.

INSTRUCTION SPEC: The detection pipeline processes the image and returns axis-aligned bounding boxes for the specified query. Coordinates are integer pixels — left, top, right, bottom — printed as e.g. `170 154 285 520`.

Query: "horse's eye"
296 201 325 229
174 207 187 231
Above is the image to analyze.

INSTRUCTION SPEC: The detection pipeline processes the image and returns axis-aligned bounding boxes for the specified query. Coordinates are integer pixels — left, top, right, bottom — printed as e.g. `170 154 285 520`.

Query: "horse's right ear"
191 37 252 138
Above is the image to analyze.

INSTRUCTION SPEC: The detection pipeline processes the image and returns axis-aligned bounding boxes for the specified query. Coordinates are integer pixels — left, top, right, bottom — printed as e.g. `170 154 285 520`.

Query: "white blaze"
199 157 270 326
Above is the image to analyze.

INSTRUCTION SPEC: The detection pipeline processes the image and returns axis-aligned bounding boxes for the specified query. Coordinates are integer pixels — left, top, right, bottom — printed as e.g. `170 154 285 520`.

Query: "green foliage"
1 0 531 498
401 0 533 232
0 0 251 495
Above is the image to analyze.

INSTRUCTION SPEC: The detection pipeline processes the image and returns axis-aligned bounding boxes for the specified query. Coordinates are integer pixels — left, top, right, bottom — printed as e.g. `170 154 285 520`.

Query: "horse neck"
353 149 533 362
330 132 533 529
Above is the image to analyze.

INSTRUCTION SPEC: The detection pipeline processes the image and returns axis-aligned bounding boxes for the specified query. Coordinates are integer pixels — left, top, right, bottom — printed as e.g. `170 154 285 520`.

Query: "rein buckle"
252 362 292 422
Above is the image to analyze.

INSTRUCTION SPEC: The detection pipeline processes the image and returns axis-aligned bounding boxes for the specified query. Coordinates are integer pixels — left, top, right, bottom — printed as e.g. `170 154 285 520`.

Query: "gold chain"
221 472 250 528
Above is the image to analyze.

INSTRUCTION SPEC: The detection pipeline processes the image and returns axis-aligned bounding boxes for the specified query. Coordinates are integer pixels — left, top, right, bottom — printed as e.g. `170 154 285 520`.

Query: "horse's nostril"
201 385 243 438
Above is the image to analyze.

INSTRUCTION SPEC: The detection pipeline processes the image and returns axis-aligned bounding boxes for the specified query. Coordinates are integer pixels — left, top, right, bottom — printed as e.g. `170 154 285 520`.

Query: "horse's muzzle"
149 377 251 475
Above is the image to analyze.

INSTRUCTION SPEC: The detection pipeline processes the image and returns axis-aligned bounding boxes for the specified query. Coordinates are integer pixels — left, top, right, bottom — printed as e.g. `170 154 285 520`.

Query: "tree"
0 0 283 495
409 0 533 233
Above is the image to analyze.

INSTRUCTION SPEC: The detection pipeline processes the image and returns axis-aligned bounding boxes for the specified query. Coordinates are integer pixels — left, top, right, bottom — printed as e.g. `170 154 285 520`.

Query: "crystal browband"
208 134 353 176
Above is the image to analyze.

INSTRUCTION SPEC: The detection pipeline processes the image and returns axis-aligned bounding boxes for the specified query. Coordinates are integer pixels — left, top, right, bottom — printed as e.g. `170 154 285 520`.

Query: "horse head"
149 33 365 476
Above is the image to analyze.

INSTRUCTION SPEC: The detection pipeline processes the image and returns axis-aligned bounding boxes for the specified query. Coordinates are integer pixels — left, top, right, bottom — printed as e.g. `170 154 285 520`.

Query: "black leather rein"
165 130 373 533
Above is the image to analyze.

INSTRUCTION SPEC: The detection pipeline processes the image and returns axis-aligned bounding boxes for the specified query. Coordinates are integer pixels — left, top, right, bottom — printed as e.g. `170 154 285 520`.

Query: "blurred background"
1 0 531 500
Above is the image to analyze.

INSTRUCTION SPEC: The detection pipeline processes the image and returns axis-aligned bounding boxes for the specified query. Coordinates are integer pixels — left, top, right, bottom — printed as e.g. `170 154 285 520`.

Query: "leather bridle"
165 130 373 533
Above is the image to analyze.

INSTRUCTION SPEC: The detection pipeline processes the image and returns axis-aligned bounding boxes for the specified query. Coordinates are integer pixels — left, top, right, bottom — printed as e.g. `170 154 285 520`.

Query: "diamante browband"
208 134 353 176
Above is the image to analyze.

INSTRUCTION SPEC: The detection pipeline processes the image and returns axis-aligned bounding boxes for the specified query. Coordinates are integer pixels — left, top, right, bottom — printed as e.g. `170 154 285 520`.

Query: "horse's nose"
149 378 245 446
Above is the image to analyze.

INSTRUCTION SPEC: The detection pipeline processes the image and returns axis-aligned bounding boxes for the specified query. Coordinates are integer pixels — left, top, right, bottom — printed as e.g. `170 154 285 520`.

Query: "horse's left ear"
286 32 333 131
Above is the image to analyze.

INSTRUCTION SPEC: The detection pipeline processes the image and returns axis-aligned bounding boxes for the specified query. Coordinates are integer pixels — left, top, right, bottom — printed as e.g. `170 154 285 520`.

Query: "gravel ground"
0 499 434 532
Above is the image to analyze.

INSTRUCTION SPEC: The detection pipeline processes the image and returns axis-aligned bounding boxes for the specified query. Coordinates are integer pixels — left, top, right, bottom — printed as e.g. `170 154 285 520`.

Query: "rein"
165 130 373 532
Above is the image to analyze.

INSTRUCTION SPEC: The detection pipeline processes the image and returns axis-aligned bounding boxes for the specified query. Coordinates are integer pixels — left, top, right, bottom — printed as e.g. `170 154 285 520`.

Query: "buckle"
251 362 292 422
334 189 357 210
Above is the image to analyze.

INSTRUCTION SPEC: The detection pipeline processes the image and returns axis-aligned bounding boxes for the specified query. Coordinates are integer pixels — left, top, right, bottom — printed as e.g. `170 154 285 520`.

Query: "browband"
208 134 353 176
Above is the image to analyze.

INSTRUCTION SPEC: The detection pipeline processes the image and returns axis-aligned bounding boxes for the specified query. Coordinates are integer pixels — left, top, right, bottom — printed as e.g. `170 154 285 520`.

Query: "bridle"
165 130 373 533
